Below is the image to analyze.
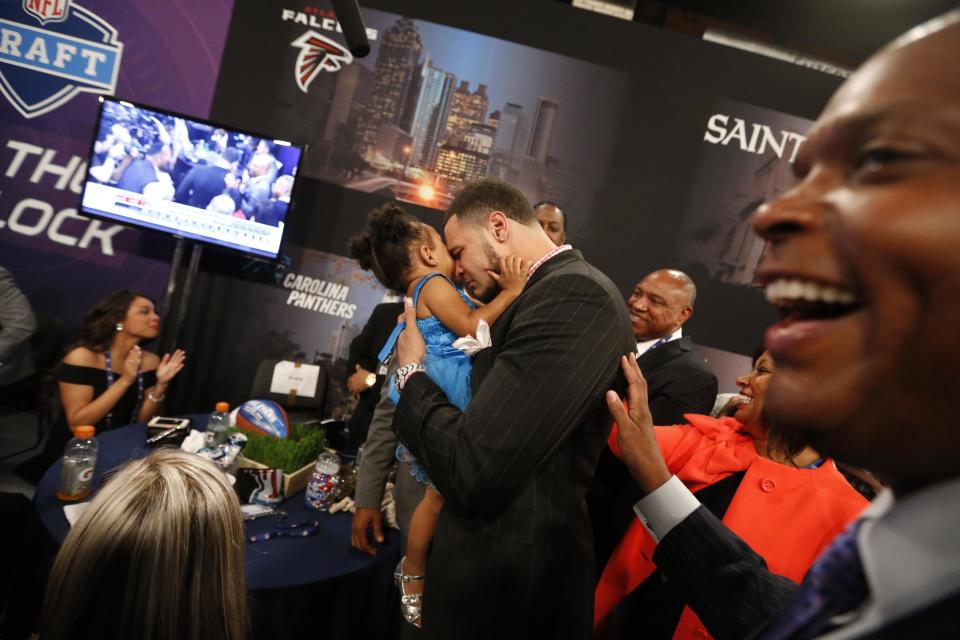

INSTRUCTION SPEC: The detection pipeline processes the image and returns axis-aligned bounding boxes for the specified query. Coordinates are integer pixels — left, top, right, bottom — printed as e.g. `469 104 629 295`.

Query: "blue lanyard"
103 347 144 429
248 519 322 543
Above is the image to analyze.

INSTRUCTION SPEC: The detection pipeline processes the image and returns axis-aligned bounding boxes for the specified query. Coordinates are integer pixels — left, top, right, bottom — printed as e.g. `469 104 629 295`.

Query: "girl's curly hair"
347 203 430 293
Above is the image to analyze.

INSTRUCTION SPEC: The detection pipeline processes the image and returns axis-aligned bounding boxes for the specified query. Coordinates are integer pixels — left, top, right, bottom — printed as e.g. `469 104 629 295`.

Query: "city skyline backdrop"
368 13 627 163
280 6 629 215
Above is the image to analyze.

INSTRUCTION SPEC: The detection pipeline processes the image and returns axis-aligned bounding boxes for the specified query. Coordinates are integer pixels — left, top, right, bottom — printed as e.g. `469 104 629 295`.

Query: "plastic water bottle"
56 426 98 501
206 402 230 448
355 444 364 469
305 451 341 511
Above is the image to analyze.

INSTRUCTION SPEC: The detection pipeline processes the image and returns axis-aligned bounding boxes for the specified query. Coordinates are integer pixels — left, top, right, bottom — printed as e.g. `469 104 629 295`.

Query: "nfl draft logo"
23 0 67 24
291 30 352 93
0 0 122 118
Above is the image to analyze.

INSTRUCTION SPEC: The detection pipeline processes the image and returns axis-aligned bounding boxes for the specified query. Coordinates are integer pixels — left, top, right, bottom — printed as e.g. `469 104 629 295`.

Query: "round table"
34 417 402 635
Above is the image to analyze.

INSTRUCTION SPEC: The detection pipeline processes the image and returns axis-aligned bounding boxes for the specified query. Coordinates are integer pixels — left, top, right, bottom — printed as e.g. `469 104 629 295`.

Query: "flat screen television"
80 97 305 260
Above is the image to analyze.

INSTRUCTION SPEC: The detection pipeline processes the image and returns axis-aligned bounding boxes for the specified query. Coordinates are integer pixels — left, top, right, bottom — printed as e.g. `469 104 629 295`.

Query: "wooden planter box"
236 455 314 499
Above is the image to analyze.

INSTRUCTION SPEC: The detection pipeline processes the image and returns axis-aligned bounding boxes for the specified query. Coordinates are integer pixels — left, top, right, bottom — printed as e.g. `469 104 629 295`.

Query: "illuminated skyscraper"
435 122 495 189
398 60 424 133
355 18 423 154
445 81 488 143
409 61 456 169
487 109 501 132
324 63 374 142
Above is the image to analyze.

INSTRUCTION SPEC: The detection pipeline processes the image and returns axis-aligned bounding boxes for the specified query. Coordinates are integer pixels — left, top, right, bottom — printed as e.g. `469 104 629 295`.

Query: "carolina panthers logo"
0 0 122 118
290 30 352 93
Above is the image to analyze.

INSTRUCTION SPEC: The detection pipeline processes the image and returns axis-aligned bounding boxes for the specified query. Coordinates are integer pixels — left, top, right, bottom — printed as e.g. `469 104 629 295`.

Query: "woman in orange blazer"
594 349 868 640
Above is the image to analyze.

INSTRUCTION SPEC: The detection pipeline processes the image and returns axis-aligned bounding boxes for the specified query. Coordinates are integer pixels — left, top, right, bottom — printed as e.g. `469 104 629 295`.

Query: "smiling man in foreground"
609 12 960 640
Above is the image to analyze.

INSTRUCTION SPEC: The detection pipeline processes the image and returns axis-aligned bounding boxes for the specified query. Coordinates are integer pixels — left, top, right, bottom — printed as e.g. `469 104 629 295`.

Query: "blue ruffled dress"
378 273 475 486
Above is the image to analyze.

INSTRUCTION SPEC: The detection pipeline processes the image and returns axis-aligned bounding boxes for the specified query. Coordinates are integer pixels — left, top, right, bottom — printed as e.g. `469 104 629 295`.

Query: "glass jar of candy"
305 451 341 511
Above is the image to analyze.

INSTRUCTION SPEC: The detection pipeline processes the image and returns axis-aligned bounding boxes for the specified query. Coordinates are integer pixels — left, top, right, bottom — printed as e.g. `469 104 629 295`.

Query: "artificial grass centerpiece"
230 423 328 473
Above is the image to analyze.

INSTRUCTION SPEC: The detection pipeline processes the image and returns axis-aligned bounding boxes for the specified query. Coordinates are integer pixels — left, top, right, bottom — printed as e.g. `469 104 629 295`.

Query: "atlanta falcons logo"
291 31 353 93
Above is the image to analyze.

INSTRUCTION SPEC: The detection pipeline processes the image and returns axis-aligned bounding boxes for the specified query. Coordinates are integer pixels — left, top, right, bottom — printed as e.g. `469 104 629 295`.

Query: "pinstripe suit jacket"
655 504 960 640
395 249 635 639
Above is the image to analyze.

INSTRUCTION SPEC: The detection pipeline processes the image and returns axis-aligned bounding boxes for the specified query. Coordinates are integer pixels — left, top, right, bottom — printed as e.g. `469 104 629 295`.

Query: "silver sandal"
394 556 425 628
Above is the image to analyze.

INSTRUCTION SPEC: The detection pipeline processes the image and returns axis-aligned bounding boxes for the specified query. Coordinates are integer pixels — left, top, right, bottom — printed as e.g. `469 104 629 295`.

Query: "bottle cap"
215 402 230 412
75 425 96 439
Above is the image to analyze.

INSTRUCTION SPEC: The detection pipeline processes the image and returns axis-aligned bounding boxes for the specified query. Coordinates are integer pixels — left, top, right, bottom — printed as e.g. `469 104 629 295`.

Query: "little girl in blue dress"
349 204 528 628
382 272 474 481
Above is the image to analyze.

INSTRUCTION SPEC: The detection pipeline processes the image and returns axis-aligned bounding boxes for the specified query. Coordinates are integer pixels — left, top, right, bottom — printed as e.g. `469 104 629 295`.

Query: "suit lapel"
469 249 583 395
636 335 692 374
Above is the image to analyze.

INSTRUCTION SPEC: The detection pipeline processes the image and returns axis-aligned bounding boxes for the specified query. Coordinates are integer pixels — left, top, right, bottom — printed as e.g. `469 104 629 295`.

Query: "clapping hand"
606 353 671 495
156 349 186 385
120 345 142 384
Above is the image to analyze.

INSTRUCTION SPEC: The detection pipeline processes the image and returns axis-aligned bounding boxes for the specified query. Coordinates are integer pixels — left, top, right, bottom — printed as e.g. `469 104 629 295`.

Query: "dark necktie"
761 518 869 640
647 335 671 352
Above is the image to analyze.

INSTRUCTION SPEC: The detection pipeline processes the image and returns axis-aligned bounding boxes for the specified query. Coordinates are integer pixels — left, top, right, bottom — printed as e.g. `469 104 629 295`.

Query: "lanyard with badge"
104 348 144 429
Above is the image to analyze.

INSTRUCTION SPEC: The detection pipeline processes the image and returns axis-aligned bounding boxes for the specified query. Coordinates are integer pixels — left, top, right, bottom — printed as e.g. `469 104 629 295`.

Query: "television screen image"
80 97 305 260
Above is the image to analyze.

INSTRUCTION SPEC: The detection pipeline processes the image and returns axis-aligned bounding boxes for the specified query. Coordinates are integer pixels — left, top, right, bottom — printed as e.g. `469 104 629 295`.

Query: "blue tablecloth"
33 416 400 592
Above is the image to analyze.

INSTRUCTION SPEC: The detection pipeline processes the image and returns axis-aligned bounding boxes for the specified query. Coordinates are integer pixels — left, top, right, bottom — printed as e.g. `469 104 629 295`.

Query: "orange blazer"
594 414 868 640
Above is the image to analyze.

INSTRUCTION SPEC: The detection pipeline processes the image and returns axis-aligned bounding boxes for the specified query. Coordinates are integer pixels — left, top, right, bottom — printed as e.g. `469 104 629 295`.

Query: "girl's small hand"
488 255 530 294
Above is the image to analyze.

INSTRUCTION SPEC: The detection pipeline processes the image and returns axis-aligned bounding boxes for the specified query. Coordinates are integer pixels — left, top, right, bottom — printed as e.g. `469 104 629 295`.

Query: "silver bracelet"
394 362 425 392
147 391 166 403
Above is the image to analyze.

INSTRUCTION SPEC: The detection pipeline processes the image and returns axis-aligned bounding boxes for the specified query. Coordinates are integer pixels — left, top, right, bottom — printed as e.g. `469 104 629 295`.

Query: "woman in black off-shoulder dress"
55 290 186 437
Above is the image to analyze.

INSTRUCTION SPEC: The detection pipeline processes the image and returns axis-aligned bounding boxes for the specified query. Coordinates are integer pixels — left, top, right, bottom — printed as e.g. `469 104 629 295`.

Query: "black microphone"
330 0 370 58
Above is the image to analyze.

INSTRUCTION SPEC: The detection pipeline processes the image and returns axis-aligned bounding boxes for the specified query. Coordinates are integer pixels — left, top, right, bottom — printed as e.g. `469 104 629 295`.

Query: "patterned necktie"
648 336 671 352
761 518 869 640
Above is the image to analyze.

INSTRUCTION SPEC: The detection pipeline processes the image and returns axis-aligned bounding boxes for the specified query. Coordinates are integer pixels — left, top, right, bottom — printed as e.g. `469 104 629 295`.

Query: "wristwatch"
394 362 425 392
364 372 377 388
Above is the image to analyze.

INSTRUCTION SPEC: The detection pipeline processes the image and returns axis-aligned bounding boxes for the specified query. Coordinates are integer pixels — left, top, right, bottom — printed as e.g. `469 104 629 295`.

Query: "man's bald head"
626 269 697 341
249 153 273 177
653 269 696 307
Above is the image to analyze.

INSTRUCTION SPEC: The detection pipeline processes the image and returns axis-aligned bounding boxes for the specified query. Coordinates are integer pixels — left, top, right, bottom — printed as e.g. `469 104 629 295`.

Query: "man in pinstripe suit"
392 178 636 639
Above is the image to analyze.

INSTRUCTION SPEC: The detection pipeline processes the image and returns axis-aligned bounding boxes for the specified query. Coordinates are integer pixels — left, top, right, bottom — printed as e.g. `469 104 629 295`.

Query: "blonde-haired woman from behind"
40 449 248 640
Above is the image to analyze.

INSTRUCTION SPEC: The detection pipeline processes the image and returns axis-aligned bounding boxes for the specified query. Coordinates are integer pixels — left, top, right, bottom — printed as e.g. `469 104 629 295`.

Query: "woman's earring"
116 323 124 332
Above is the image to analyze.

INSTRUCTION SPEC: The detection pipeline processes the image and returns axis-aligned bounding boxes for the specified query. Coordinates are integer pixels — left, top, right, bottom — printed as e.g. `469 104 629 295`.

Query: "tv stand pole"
158 239 202 354
172 243 202 348
159 238 185 352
